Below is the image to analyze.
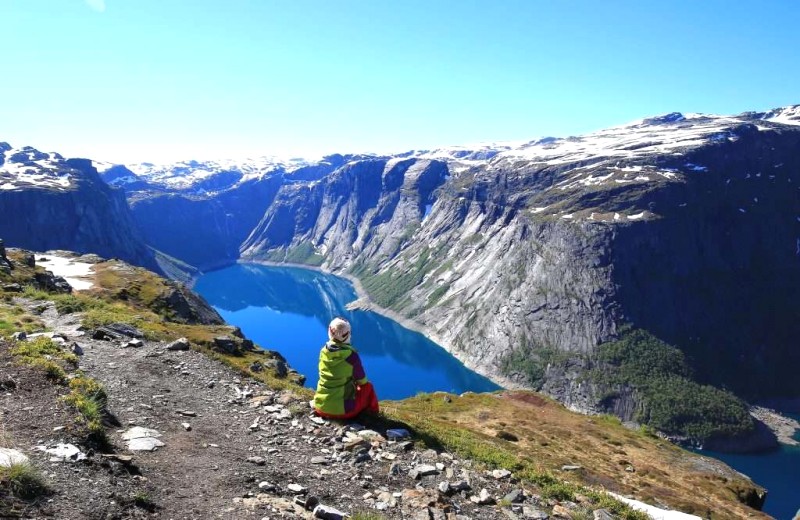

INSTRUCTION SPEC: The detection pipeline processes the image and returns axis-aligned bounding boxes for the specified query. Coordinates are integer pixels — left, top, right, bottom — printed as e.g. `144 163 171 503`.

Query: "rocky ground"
1 296 631 520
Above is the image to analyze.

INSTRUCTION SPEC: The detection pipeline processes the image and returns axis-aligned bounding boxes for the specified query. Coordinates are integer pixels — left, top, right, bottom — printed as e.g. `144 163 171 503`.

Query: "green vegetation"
352 246 443 309
265 242 325 266
10 336 78 382
499 342 570 388
595 327 754 440
0 304 45 338
351 512 386 520
63 374 108 434
0 462 48 500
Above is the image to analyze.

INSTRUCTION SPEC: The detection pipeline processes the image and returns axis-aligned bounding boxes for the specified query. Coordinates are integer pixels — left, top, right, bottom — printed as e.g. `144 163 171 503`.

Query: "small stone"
247 456 266 465
166 337 190 351
436 462 445 471
10 331 27 341
561 465 582 472
503 489 524 504
402 488 439 509
409 464 439 479
249 361 263 372
625 465 635 472
470 488 494 505
69 342 84 356
552 504 573 518
437 481 451 495
287 483 307 494
522 507 549 520
177 410 198 417
311 416 326 425
388 462 402 477
344 438 368 451
377 491 397 507
36 443 87 462
450 480 471 492
362 491 374 500
492 469 512 479
128 437 164 451
311 456 328 465
258 481 276 492
593 510 615 520
357 429 386 443
181 422 192 431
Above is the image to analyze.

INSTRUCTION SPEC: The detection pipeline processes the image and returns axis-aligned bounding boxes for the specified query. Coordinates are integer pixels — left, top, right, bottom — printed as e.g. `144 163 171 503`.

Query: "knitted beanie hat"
328 317 351 343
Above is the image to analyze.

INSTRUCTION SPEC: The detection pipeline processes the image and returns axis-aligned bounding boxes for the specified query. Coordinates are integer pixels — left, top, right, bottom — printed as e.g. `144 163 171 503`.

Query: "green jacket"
313 340 368 416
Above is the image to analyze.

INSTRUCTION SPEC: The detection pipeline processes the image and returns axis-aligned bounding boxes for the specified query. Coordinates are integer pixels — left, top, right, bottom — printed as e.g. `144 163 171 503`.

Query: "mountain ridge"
5 103 800 448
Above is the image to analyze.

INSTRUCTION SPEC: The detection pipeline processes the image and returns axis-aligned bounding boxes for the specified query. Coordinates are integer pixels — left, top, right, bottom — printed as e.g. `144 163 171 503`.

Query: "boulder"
212 336 239 354
166 337 190 351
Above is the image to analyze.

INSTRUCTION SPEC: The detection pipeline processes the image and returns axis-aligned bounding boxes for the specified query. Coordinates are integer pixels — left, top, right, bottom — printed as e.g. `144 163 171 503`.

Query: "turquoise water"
193 263 500 400
700 415 800 519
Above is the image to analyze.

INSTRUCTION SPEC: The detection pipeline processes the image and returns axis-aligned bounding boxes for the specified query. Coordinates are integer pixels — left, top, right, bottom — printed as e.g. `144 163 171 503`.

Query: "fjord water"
193 263 499 399
702 418 800 519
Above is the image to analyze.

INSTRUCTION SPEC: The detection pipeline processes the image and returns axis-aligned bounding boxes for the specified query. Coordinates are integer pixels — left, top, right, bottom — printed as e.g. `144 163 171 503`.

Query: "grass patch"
0 462 48 500
0 304 46 338
62 374 108 434
10 336 77 382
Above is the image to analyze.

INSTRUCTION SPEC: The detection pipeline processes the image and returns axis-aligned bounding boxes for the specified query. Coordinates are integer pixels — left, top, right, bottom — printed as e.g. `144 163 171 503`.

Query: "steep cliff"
104 155 357 269
235 109 800 442
97 107 800 442
0 145 160 273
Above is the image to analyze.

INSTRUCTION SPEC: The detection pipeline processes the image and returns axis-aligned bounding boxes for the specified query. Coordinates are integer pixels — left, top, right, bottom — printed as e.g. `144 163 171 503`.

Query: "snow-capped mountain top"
86 104 799 195
0 143 73 191
762 104 800 125
111 155 320 191
494 111 749 166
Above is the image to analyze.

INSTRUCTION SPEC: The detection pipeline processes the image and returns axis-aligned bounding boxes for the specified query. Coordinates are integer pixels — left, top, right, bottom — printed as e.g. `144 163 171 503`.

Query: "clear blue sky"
1 0 798 164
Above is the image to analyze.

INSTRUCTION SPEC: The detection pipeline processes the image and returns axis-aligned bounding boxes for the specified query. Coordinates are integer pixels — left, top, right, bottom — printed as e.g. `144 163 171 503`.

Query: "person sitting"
313 317 379 419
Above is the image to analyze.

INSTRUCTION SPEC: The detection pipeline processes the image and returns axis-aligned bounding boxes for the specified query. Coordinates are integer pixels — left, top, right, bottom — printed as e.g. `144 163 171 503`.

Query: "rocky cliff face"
0 145 160 273
97 107 800 435
103 155 359 270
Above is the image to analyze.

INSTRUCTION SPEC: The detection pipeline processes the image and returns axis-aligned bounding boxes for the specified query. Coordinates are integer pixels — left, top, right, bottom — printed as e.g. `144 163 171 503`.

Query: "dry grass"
383 391 769 520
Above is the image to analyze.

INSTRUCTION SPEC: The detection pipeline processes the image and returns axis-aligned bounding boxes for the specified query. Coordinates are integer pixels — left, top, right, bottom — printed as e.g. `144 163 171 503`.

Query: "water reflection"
194 263 499 399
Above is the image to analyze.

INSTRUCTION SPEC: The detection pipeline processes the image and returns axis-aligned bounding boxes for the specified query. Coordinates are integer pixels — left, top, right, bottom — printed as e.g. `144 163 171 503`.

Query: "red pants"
315 382 379 420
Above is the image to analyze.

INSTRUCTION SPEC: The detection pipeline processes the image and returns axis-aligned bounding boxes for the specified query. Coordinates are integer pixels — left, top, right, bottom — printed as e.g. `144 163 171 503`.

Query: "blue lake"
193 263 500 400
700 416 800 519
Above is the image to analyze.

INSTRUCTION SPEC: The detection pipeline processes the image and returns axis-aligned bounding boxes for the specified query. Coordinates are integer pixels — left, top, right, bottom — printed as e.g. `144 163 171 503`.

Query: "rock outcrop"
0 147 160 273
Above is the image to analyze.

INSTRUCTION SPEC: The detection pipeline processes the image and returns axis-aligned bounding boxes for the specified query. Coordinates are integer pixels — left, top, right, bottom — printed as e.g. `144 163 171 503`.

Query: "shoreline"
189 258 798 453
750 406 800 447
192 258 523 391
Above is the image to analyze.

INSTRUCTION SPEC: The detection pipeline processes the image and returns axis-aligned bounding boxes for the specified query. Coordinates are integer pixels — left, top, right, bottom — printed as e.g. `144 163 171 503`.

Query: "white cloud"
85 0 106 12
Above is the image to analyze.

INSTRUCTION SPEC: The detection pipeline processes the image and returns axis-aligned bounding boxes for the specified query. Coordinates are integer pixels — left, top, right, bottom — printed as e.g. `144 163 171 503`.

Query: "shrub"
0 462 48 500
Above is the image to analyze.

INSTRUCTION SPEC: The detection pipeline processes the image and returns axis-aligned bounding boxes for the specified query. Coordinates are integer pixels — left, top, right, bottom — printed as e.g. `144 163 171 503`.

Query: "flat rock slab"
409 464 438 479
36 443 87 462
122 427 165 451
122 426 162 441
128 437 165 451
0 447 29 467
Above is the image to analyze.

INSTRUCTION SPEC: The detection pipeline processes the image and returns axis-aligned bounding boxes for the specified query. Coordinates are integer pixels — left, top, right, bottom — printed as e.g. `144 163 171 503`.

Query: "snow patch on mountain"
0 144 73 191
